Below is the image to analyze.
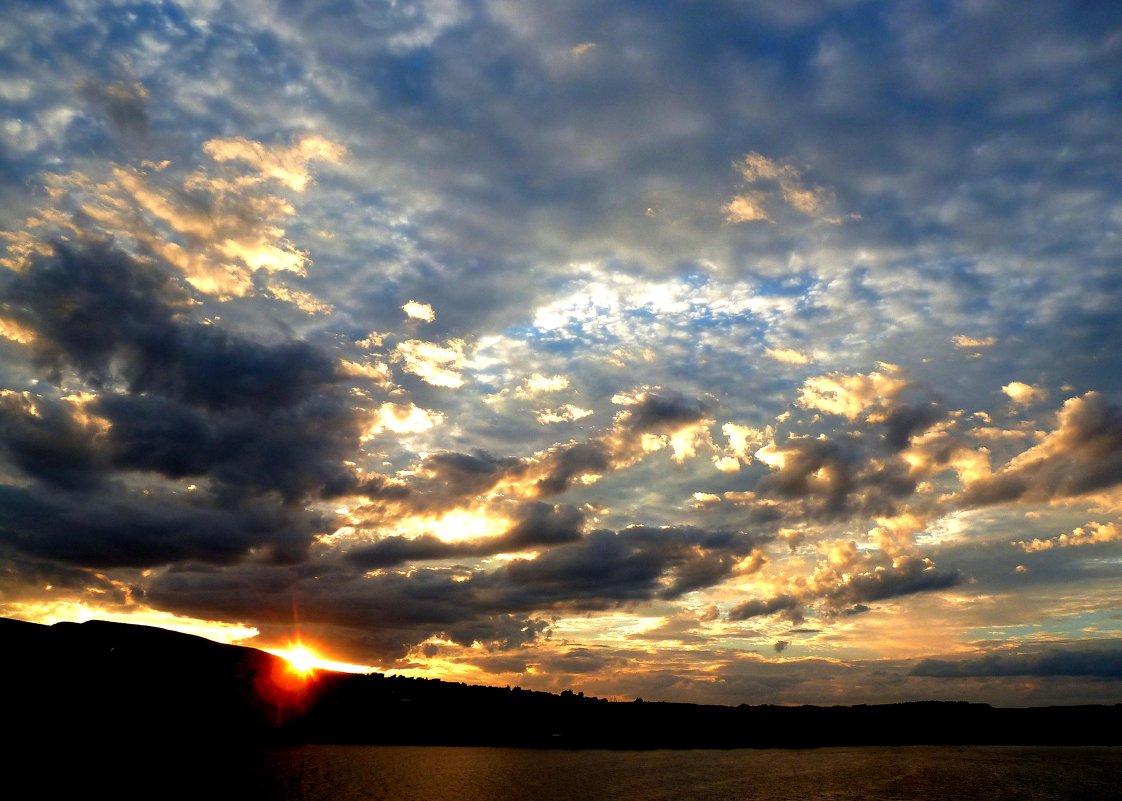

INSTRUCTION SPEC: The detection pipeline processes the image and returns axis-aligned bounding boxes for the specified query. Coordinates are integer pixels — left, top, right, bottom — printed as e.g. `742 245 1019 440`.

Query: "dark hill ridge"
3 617 1121 749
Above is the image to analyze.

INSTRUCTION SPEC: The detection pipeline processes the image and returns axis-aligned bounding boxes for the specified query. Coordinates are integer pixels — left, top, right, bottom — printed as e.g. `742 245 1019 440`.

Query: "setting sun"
281 644 319 677
265 642 374 676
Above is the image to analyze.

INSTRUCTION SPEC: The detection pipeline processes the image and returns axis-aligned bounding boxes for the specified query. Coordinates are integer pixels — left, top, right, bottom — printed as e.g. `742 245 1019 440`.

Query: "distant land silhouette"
4 617 1121 750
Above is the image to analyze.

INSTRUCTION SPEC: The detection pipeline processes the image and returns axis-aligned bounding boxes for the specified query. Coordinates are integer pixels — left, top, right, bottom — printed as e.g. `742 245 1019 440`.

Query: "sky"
1 0 1121 707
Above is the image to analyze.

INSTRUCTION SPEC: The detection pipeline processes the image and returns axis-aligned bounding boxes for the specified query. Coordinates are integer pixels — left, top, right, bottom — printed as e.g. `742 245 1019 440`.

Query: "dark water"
229 745 1121 801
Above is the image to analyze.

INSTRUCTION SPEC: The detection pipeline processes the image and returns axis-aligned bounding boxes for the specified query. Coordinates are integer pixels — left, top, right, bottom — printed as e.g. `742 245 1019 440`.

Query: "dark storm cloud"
0 239 383 502
93 391 386 503
912 644 1122 680
3 241 340 412
488 525 767 605
148 523 769 658
147 561 549 659
0 483 318 568
2 240 190 385
0 236 403 568
0 549 125 599
346 502 585 568
0 393 104 491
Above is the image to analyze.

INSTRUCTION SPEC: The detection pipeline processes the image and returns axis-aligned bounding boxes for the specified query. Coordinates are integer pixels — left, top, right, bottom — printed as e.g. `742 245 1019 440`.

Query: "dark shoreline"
5 617 1121 750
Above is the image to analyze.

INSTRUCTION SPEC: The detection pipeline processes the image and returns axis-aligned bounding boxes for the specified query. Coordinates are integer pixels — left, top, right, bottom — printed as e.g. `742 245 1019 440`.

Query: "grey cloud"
729 557 960 623
0 484 318 568
79 77 149 138
963 392 1122 507
147 561 547 660
826 557 961 607
465 645 628 679
4 241 339 412
0 550 126 601
881 400 946 451
531 441 613 497
729 594 800 621
625 391 710 433
95 391 377 503
754 434 917 520
409 450 526 506
399 389 712 508
148 523 768 659
912 644 1122 679
0 239 383 503
0 393 104 491
488 525 766 606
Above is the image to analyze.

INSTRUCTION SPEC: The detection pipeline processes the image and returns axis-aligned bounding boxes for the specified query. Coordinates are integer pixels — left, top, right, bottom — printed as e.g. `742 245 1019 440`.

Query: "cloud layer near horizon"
1 0 1121 706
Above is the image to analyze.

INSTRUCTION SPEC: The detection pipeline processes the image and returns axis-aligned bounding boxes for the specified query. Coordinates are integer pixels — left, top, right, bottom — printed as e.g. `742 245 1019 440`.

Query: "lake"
224 745 1121 800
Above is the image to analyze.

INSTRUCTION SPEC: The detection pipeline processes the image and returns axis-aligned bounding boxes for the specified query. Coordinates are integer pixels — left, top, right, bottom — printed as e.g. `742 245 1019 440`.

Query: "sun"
282 643 319 677
263 640 375 676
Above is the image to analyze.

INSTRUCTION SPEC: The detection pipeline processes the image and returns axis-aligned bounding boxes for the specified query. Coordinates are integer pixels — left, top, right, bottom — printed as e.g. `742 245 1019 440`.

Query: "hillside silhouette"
4 617 1120 749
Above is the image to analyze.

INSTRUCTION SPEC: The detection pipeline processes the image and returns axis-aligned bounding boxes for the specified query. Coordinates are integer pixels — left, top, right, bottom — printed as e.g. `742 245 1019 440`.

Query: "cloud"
912 644 1122 679
365 402 443 436
202 134 346 192
486 525 769 606
728 593 801 622
721 422 772 465
516 373 570 397
3 0 1122 705
402 300 436 323
1014 521 1122 552
1002 381 1048 406
750 433 918 519
962 393 1122 506
0 391 106 491
797 368 910 421
346 502 585 568
0 482 319 568
825 555 961 607
729 555 960 623
724 152 838 224
951 335 997 349
537 405 593 425
722 193 772 224
384 388 715 513
148 521 768 660
766 346 812 365
79 77 149 138
6 134 343 298
394 339 468 388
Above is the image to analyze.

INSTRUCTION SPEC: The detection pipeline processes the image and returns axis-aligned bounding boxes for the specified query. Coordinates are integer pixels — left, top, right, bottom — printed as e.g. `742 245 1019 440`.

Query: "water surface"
240 745 1122 801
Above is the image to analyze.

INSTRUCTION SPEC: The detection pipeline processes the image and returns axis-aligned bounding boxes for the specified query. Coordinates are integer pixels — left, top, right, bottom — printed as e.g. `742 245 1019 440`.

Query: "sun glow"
265 641 375 675
392 507 511 544
281 643 319 676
